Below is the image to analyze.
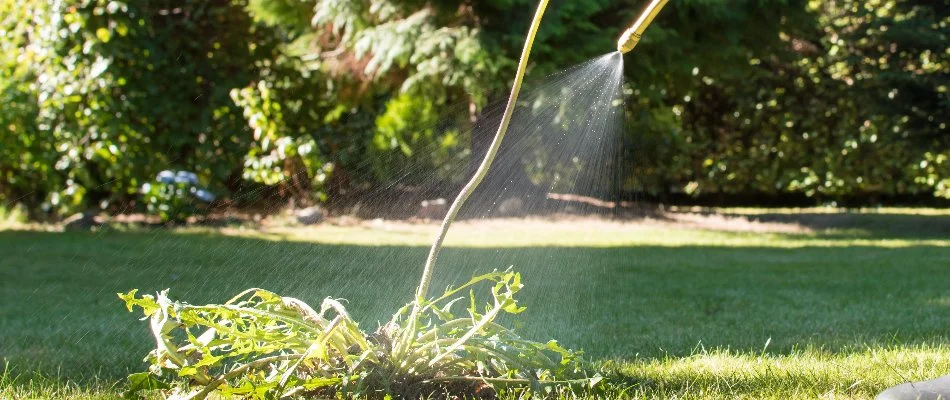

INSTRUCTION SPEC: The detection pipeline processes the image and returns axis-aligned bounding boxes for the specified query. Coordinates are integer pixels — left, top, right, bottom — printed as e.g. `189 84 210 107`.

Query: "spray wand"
617 0 670 54
415 0 671 302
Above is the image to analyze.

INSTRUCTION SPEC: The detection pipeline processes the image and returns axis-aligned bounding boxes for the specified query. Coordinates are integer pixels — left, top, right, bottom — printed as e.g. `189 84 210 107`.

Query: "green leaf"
123 372 169 399
502 301 526 314
117 289 160 316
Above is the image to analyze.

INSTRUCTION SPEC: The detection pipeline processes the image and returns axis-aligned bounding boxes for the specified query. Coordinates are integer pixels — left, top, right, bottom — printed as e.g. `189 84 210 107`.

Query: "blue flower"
174 171 199 185
191 187 216 203
156 170 176 184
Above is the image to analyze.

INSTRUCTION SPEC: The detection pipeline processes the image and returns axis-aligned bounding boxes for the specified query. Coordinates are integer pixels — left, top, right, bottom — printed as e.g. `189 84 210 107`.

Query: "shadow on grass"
723 211 950 239
0 228 948 382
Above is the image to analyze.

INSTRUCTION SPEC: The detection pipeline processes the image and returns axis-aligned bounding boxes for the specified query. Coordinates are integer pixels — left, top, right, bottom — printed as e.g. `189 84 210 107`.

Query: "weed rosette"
120 269 601 399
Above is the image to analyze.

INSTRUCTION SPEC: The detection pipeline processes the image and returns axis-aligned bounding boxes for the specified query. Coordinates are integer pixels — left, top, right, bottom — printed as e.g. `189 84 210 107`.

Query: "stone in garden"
295 206 326 225
497 197 523 216
63 212 97 230
417 198 447 220
876 375 950 400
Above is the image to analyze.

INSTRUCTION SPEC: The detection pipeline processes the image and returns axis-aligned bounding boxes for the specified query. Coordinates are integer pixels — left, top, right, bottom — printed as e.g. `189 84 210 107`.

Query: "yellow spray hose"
415 0 550 302
617 0 670 54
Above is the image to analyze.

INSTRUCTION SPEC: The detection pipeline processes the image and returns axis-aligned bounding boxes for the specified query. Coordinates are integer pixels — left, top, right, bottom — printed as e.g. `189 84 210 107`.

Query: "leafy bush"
141 171 216 223
4 0 948 216
370 92 467 185
231 80 332 202
0 203 28 225
623 0 950 202
1 0 279 216
120 269 595 399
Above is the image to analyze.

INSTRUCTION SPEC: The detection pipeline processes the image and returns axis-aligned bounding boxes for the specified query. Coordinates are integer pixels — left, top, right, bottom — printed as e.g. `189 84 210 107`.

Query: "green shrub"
141 171 216 223
1 0 278 215
0 203 28 224
231 80 331 202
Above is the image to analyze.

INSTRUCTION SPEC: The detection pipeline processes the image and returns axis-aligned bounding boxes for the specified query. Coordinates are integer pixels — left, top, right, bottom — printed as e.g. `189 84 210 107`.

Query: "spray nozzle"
617 0 670 54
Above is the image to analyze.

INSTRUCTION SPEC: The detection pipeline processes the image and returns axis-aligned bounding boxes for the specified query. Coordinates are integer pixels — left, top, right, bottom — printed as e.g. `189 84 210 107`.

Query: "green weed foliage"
119 269 596 399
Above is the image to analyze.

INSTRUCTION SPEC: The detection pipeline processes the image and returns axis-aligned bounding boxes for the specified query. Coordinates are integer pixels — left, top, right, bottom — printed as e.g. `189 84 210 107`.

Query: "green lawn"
1 211 949 399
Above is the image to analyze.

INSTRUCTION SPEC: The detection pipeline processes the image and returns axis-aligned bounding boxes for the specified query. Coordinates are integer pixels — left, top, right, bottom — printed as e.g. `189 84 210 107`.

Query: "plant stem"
415 0 550 301
428 305 504 366
187 354 302 400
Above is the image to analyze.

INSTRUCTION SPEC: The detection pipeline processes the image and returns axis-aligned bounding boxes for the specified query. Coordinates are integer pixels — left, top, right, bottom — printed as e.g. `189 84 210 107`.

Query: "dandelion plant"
120 269 595 399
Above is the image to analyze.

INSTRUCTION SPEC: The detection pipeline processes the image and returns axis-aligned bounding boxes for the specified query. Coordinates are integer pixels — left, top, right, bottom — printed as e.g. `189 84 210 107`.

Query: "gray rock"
417 198 448 220
63 212 97 230
496 197 523 216
876 375 950 400
295 206 326 225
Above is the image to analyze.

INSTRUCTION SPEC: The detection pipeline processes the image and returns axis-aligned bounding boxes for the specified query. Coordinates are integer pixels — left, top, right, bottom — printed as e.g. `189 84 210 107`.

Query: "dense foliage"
2 0 948 217
1 0 281 217
655 0 950 202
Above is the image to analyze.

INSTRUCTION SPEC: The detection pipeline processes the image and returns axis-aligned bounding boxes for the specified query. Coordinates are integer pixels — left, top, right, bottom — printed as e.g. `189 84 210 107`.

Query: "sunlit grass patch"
1 211 948 398
210 217 950 249
6 346 950 399
1 367 124 400
611 345 950 399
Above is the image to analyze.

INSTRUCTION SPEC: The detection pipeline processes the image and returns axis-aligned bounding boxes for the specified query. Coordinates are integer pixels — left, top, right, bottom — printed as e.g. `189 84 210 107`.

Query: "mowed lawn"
2 210 950 399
